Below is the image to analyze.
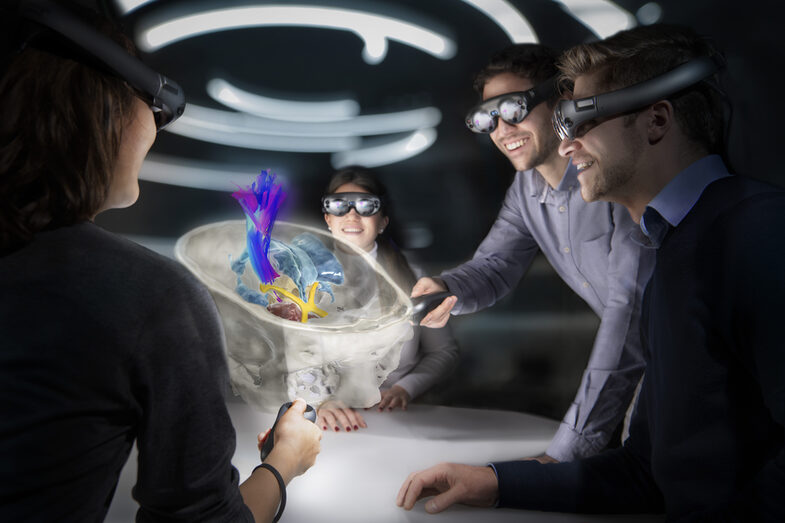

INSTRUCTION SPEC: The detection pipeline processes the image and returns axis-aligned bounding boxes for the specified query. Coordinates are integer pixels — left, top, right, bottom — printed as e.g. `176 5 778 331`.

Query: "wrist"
263 449 298 484
252 463 286 522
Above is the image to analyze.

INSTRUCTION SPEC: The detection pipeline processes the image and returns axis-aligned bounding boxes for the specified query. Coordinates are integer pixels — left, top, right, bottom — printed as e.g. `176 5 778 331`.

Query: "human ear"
647 100 673 144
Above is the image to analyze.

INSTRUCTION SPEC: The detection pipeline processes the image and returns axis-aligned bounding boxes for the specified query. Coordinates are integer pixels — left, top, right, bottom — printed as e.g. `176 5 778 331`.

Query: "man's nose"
494 117 517 137
558 137 579 158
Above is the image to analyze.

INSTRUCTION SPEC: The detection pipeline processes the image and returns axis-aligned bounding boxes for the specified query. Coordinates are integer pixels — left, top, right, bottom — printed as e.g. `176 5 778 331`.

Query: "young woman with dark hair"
318 166 460 432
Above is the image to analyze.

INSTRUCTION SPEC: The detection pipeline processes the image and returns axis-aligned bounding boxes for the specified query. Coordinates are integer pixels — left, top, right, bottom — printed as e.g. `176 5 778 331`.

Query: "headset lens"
466 111 496 133
498 97 526 124
552 103 572 140
464 92 529 134
322 193 381 217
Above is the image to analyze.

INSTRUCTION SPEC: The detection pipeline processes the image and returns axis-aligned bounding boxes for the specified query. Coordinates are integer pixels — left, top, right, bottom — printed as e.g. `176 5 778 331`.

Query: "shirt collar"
635 155 730 248
528 160 578 200
368 241 378 260
644 154 730 229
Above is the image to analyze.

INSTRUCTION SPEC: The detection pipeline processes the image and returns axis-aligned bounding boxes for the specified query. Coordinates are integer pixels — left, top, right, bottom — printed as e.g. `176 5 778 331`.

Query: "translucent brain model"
175 173 413 411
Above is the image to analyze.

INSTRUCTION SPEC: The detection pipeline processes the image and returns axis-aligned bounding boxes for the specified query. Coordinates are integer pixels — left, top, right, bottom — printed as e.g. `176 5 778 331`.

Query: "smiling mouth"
341 227 363 233
576 160 595 171
504 138 528 151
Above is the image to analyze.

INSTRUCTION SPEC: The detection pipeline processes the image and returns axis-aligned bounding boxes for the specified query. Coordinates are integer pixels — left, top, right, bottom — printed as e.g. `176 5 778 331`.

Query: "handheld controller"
260 402 317 461
410 291 454 317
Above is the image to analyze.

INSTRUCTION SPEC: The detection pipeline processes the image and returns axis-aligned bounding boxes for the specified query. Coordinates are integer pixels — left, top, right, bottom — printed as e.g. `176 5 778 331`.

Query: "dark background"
92 0 784 421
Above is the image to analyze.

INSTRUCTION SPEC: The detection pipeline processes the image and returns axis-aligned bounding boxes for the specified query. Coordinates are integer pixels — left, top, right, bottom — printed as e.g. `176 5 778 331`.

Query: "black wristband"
253 463 286 522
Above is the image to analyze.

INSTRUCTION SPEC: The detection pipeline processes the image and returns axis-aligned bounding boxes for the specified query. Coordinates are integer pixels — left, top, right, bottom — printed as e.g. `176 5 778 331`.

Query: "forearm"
440 251 533 315
440 186 539 314
552 211 651 460
239 439 310 522
548 305 645 461
393 327 460 399
239 467 286 523
493 446 663 513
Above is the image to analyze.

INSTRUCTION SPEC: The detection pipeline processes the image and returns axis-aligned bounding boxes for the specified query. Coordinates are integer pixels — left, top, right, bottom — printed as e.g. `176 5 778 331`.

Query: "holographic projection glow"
176 172 413 411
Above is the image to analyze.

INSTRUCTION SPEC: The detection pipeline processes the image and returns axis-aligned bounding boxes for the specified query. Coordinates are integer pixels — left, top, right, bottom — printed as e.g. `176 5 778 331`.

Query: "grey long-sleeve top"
440 162 654 461
378 256 460 399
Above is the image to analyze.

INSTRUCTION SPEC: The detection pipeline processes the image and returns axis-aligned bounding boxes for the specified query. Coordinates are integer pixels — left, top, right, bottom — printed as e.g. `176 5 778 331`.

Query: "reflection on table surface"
106 398 664 522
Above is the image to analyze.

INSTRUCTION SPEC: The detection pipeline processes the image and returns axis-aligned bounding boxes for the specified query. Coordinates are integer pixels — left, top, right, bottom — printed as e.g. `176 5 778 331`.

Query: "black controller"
410 291 454 317
260 402 317 461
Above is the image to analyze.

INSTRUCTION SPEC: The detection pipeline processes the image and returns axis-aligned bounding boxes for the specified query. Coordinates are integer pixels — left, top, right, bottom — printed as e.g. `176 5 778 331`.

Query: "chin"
579 186 598 203
506 158 527 172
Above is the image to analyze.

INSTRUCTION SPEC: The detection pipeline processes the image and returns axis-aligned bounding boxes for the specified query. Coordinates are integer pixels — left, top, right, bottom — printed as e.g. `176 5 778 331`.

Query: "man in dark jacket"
397 23 784 522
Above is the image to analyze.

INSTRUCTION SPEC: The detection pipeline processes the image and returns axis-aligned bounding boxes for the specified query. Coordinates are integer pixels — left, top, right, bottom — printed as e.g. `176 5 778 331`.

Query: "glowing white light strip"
114 0 155 15
138 154 285 192
172 103 440 140
137 5 456 64
459 0 537 43
167 109 359 152
331 128 437 168
207 78 360 122
558 0 636 38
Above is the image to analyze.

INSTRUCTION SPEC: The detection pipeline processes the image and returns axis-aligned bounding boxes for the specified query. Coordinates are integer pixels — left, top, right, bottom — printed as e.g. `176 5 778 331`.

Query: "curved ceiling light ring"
171 103 441 139
555 0 636 38
459 0 635 42
206 78 360 122
458 0 538 43
135 5 457 65
331 128 438 169
138 154 287 192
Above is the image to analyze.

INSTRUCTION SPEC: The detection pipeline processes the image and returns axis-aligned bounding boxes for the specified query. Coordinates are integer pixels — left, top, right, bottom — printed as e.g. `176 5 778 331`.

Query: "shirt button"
558 205 566 213
582 281 589 288
563 246 570 253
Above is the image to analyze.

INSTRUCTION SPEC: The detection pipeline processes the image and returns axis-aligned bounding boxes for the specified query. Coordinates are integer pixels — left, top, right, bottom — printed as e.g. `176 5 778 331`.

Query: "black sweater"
0 223 252 522
493 175 785 522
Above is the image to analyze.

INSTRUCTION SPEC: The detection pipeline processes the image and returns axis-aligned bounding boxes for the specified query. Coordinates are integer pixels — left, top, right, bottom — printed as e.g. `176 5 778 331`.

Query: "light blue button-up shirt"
441 161 655 461
638 155 731 248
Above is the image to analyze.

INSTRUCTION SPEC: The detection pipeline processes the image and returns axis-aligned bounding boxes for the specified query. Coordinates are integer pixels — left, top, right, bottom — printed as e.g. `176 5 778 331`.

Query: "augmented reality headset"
465 76 558 134
322 193 382 217
15 0 185 131
552 56 721 141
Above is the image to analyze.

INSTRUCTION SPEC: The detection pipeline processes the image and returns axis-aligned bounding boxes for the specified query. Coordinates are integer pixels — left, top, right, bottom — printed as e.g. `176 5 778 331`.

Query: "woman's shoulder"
50 223 208 302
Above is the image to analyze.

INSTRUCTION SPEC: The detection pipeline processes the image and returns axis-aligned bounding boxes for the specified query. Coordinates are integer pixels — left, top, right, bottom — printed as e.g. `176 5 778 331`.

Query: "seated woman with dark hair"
0 2 319 521
317 166 460 432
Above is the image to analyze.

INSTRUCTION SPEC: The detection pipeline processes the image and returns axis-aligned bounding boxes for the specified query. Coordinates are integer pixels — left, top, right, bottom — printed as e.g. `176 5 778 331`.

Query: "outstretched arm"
437 173 540 318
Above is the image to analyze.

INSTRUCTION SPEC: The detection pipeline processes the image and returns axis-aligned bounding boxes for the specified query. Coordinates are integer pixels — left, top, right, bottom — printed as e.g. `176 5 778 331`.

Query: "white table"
106 400 663 522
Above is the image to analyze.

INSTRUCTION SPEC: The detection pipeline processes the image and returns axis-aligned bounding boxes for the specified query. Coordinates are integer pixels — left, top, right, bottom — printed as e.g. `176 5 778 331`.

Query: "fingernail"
426 501 438 513
346 427 351 432
322 426 327 430
334 427 339 432
353 425 359 430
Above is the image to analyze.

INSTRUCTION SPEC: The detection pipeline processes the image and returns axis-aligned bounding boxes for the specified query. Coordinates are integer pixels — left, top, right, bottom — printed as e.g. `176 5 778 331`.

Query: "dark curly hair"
0 2 138 255
472 44 561 103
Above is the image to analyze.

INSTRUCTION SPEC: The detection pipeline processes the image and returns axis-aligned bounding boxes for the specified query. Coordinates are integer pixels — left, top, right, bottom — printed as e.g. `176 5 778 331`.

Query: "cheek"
367 215 385 232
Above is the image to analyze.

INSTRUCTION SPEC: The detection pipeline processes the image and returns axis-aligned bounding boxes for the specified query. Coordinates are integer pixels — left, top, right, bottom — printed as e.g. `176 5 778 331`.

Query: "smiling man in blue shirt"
412 44 654 463
399 24 784 522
